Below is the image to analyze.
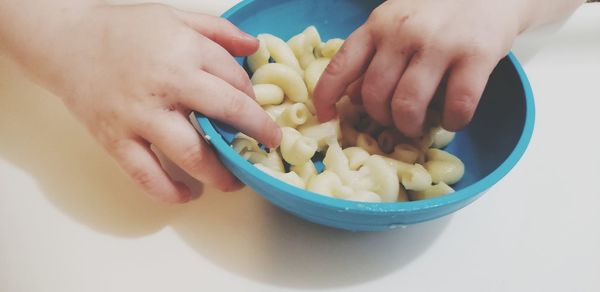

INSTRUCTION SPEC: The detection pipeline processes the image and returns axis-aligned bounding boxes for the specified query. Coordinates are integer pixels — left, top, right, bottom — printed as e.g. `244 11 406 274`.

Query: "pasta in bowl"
192 0 535 231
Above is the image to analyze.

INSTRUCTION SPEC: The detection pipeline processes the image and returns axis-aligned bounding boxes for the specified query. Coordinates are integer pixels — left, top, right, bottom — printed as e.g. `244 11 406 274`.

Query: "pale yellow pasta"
304 58 330 95
343 147 370 170
241 26 467 202
252 63 309 103
363 155 400 202
390 143 421 164
280 127 318 166
356 133 384 156
257 34 303 74
291 161 318 183
306 170 343 197
410 182 455 201
401 164 433 191
319 38 344 58
253 84 284 106
276 103 311 128
264 102 291 121
334 187 382 203
424 149 465 185
259 150 285 173
380 156 413 177
255 164 305 189
287 26 321 69
304 99 317 114
298 118 341 150
431 127 456 149
232 134 267 164
247 37 270 73
340 121 359 148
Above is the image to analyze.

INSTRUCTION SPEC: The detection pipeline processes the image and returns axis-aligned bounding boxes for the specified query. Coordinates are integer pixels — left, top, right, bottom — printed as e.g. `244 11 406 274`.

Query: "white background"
1 1 599 291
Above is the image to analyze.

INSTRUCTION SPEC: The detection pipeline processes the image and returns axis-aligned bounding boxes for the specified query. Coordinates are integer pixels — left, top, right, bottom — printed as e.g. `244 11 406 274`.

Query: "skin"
314 0 585 137
0 0 281 203
0 0 585 204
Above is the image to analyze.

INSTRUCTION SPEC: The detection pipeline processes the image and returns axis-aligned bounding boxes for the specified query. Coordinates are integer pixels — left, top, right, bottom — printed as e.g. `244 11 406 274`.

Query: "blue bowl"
193 0 535 231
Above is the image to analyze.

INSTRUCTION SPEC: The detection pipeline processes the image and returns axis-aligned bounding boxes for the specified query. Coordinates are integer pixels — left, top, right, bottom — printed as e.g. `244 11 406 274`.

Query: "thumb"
174 12 259 56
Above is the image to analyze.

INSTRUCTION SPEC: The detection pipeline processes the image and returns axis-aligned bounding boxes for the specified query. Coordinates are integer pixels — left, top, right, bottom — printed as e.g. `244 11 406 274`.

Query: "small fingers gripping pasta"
280 127 318 166
247 37 270 73
235 26 466 203
304 58 331 95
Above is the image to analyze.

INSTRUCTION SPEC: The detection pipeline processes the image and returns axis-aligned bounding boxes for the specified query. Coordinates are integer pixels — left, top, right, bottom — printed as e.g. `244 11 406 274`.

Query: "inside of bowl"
209 0 527 192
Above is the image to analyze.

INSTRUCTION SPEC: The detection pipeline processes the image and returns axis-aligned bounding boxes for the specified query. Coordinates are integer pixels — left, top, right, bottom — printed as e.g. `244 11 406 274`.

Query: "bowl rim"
194 0 536 214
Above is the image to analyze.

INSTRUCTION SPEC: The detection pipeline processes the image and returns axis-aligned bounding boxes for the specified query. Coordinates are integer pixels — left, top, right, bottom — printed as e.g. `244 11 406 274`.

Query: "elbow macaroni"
237 26 466 203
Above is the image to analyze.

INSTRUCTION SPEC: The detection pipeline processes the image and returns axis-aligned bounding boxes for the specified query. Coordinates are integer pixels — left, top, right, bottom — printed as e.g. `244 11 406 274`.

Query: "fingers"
136 112 244 192
391 51 449 137
108 138 192 204
361 47 411 126
180 71 281 148
346 75 364 105
175 12 259 56
442 56 498 131
198 37 256 98
313 25 375 122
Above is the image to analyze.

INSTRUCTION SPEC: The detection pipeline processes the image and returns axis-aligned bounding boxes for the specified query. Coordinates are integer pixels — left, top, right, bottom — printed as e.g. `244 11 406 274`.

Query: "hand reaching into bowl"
0 0 281 203
314 0 585 137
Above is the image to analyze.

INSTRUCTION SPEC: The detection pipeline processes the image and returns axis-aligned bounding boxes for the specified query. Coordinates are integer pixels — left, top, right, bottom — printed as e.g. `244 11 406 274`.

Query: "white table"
1 2 599 291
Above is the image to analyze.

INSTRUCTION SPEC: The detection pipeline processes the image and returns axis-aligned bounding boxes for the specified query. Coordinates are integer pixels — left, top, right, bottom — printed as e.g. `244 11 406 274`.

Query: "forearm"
519 0 586 31
0 0 102 70
0 0 103 95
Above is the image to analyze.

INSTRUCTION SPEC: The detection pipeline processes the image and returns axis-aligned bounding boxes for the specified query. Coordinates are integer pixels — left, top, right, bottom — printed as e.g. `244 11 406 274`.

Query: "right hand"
22 4 281 203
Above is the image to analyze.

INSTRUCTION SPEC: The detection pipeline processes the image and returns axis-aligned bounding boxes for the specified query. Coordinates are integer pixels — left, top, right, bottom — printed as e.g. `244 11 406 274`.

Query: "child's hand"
21 4 281 203
314 0 526 137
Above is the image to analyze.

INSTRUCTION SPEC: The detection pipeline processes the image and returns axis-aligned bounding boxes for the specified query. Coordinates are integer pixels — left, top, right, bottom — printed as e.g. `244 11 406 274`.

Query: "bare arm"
0 0 282 203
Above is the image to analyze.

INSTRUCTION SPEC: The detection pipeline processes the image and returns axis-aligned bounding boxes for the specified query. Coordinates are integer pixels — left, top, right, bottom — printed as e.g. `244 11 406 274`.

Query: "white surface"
1 2 599 291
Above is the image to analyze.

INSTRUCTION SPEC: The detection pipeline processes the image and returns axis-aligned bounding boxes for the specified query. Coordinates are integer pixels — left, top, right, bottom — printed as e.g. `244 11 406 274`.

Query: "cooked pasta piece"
257 34 303 74
377 129 402 154
318 38 344 58
401 164 433 191
254 164 305 189
343 147 370 170
390 143 421 164
280 127 318 166
290 160 318 183
298 118 341 150
410 182 455 201
287 26 321 69
276 103 311 128
252 63 309 103
306 170 343 197
247 37 270 73
424 149 465 185
431 127 456 149
253 84 284 106
362 155 401 202
304 58 330 95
